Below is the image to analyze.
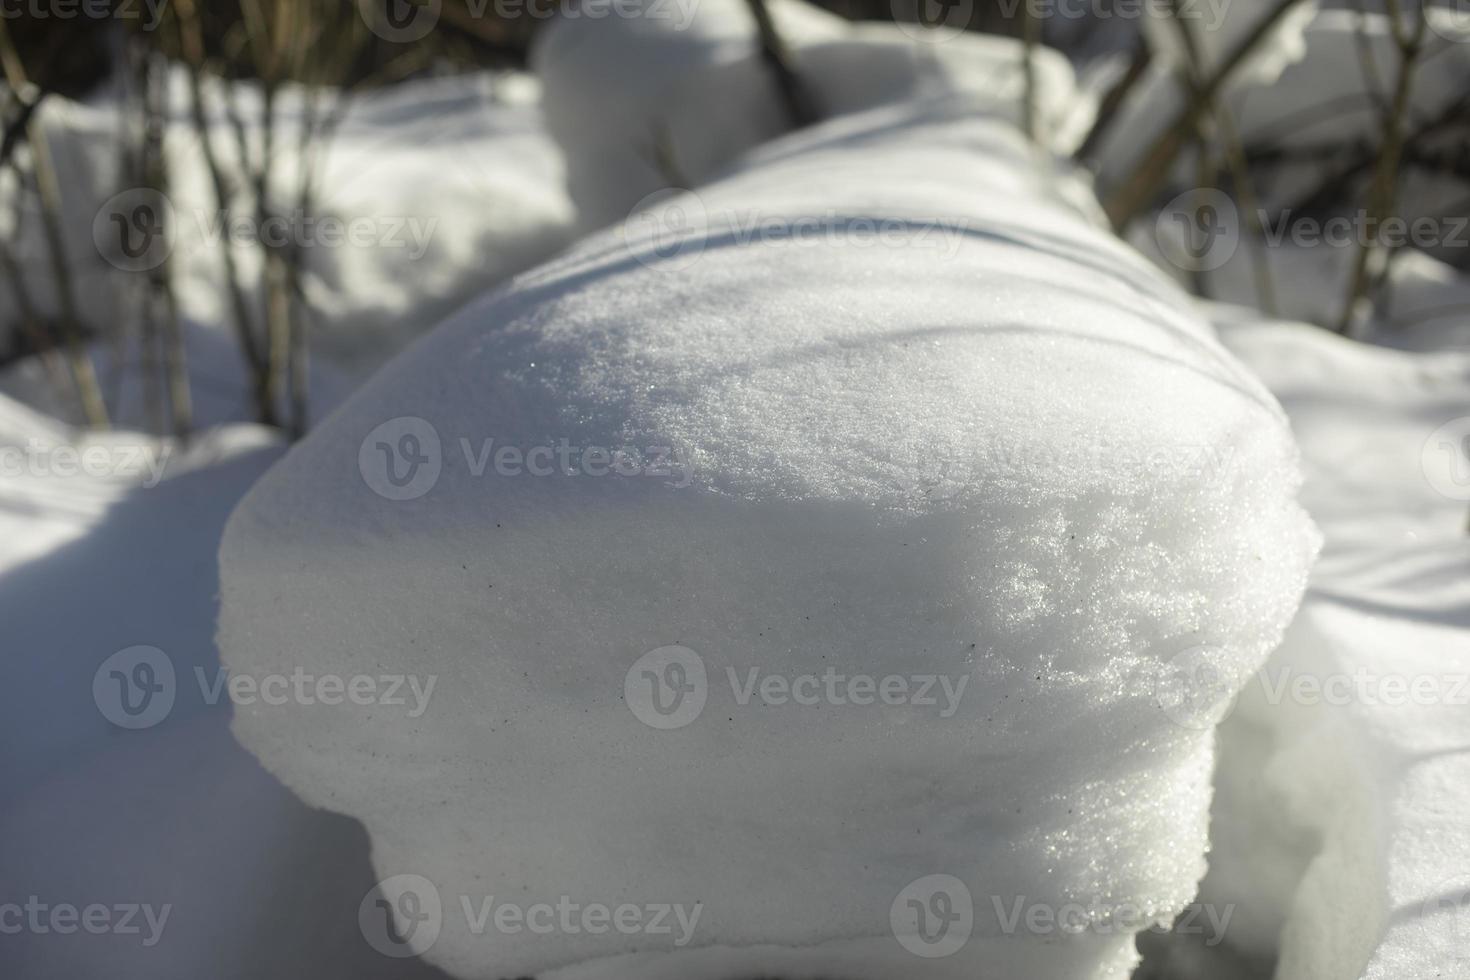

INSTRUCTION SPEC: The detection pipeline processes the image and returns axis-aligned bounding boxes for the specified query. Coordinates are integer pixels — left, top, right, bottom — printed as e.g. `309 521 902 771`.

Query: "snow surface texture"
1192 314 1470 980
533 0 1090 233
217 91 1317 979
0 71 574 422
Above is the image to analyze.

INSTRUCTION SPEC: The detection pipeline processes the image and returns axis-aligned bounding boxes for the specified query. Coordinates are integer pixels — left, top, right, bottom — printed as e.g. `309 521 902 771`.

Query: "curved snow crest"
341 97 1297 517
218 99 1316 980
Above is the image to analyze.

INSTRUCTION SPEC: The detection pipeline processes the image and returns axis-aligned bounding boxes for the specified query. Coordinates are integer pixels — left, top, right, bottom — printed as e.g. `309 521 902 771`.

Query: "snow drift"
216 77 1317 980
1195 315 1470 980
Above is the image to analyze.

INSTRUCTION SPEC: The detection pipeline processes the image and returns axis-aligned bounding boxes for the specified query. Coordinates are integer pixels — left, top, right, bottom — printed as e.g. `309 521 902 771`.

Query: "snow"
215 88 1315 980
3 2 1467 978
1188 311 1470 979
534 0 1090 232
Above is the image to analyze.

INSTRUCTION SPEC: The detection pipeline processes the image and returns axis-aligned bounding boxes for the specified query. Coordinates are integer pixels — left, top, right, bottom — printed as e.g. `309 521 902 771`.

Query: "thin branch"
1336 0 1426 334
1103 0 1314 229
745 0 819 130
174 0 268 407
1169 0 1278 315
0 18 109 427
1021 0 1042 142
1075 36 1151 163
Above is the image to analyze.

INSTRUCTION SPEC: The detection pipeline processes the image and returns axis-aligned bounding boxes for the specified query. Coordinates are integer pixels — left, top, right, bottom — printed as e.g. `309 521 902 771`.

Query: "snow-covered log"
217 80 1317 980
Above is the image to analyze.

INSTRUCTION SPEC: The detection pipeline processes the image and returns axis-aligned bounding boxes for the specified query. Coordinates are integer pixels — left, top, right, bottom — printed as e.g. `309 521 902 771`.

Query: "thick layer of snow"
217 94 1315 980
534 0 1090 232
1196 313 1470 979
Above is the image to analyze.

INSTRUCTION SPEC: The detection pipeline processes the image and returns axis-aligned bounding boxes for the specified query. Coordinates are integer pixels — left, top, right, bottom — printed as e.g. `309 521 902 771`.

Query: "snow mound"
534 0 1088 231
217 94 1316 980
1196 314 1470 979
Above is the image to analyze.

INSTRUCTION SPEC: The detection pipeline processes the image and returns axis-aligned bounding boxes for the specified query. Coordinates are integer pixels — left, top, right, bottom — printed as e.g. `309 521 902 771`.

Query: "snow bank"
534 0 1089 231
1194 315 1470 979
217 93 1316 980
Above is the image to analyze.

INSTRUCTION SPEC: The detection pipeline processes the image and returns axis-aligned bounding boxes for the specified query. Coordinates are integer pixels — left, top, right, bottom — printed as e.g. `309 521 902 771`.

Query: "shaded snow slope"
0 398 451 980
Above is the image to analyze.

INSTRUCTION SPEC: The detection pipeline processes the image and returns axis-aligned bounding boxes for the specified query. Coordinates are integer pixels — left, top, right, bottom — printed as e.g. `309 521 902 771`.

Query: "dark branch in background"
647 121 691 188
0 17 110 428
0 88 42 173
1075 35 1150 164
137 42 192 440
0 217 68 390
1168 0 1277 315
1103 0 1314 230
745 0 820 130
1021 0 1041 142
1336 0 1426 334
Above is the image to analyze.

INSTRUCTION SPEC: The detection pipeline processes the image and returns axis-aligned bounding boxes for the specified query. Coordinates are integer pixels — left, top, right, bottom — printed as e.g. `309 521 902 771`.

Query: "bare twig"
174 0 269 421
1021 0 1042 142
0 18 109 427
1075 36 1151 163
1169 0 1278 315
139 45 192 439
1103 0 1313 229
745 0 819 130
1336 0 1426 334
0 88 42 174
